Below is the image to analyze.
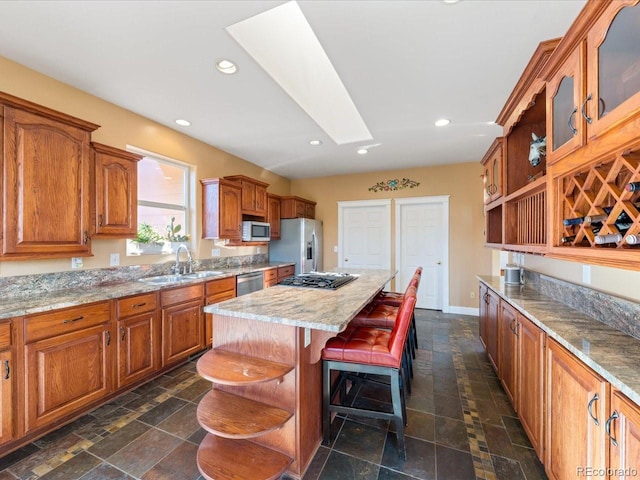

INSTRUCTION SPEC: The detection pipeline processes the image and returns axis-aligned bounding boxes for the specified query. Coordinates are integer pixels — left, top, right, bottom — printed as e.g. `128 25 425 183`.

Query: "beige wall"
0 56 291 277
291 163 493 309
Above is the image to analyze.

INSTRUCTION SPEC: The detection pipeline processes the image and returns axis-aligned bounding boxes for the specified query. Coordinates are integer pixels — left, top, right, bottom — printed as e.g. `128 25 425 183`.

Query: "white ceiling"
0 0 586 179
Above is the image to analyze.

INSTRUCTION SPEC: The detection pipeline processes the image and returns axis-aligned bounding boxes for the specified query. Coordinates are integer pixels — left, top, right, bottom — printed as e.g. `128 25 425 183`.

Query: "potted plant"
164 217 190 252
131 223 165 254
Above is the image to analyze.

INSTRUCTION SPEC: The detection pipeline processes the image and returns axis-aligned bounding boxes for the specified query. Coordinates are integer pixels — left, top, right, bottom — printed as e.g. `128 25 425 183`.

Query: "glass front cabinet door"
585 0 640 139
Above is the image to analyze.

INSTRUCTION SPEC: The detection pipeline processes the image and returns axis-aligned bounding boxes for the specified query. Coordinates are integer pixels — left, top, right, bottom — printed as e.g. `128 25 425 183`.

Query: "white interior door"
395 196 449 310
338 200 391 270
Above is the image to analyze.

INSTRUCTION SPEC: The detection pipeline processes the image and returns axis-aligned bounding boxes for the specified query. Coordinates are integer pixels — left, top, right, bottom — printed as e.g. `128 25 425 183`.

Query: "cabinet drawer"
278 265 295 281
205 276 236 297
0 322 11 349
264 268 277 282
117 293 157 318
25 302 111 343
161 284 204 307
206 290 236 305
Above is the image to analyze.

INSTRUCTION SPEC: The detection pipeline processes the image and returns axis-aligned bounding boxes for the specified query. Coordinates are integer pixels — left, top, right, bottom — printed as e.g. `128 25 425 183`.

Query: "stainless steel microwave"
242 221 271 241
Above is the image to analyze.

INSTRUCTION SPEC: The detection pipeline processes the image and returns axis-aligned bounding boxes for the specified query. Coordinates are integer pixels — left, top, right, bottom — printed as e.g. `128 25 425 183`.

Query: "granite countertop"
205 269 396 332
478 275 640 407
0 262 294 320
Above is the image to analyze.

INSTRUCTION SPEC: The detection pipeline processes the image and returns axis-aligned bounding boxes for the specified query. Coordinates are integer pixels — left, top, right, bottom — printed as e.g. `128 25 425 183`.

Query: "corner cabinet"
0 93 99 259
201 178 242 241
91 143 142 238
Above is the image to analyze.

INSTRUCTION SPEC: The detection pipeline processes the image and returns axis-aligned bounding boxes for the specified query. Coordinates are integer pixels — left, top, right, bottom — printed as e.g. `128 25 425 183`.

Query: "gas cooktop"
279 272 357 290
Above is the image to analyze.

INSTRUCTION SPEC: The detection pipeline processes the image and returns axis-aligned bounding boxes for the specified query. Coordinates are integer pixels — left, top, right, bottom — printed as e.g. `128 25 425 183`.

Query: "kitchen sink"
138 271 226 285
138 275 185 285
181 270 225 279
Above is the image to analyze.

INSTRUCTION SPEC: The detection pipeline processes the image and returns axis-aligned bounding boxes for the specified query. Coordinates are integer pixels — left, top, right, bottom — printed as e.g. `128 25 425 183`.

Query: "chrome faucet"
174 244 193 275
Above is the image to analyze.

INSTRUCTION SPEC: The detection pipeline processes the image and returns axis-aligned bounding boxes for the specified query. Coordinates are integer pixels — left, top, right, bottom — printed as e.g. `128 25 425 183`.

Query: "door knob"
344 258 349 262
437 261 442 265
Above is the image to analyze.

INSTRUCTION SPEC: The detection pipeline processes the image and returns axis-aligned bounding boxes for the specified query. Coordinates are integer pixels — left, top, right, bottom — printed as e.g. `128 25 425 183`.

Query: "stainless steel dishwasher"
236 271 264 296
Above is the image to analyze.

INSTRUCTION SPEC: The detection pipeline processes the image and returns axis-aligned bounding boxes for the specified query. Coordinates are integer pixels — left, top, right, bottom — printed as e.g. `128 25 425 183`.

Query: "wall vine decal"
368 178 420 192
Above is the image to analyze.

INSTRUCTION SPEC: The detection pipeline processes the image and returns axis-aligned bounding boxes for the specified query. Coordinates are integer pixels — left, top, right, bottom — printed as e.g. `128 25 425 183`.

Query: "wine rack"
558 149 640 248
504 177 547 252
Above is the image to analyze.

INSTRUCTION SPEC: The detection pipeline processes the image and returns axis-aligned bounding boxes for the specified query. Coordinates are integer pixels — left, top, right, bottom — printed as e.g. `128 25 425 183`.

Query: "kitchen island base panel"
198 314 326 479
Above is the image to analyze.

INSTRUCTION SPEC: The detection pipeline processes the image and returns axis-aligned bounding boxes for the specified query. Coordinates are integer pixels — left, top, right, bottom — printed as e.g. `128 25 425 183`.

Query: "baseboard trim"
442 306 479 316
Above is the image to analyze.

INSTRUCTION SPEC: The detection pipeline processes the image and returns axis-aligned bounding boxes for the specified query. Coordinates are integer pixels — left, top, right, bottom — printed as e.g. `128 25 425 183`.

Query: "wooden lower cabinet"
264 267 278 288
277 265 295 282
609 390 640 479
161 284 205 367
116 293 159 389
545 338 610 480
516 314 545 459
498 300 518 404
204 277 236 347
484 287 500 371
478 284 488 349
0 349 13 446
24 323 113 432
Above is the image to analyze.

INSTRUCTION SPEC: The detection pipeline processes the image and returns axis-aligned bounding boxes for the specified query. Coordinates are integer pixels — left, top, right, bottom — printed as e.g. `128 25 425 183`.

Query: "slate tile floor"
0 310 547 480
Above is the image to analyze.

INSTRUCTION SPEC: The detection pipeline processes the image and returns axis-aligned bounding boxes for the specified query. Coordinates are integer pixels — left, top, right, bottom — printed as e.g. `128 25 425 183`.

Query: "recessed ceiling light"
175 119 191 126
443 0 461 4
357 148 368 155
435 118 451 127
309 140 322 146
216 59 237 74
486 121 496 126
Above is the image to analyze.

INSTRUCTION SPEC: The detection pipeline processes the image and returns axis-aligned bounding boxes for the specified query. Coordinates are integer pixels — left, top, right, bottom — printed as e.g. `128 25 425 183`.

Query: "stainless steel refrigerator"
269 218 323 274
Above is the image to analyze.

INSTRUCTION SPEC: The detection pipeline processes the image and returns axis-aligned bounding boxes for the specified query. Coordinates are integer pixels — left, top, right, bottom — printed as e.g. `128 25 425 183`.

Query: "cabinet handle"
3 360 9 380
483 292 489 304
132 302 146 308
587 392 600 426
510 319 519 337
99 214 104 227
581 93 592 124
605 410 619 447
106 330 111 346
120 326 126 341
487 183 497 195
568 106 578 135
63 315 84 324
83 231 89 245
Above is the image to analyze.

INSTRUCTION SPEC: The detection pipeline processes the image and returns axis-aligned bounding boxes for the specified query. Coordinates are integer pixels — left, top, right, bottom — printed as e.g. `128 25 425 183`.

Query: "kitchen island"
199 268 396 480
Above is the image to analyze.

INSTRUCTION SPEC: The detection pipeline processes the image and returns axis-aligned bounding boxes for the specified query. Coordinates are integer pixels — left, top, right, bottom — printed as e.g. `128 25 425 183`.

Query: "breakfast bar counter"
199 269 396 480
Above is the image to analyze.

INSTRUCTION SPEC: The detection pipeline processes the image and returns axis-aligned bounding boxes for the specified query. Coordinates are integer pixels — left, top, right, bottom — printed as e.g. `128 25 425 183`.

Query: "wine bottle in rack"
561 235 576 244
594 233 622 245
625 182 640 192
562 216 584 226
626 234 640 245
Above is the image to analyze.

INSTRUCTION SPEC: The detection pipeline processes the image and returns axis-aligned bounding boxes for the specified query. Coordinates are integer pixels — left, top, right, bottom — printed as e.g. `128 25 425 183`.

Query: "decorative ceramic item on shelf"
528 133 546 167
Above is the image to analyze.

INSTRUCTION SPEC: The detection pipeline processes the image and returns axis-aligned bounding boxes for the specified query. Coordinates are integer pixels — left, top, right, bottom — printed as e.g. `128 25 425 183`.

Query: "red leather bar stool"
322 294 417 459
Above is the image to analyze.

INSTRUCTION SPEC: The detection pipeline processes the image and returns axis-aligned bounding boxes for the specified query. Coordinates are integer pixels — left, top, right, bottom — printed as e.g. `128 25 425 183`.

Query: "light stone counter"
204 269 396 332
478 275 640 407
0 262 293 320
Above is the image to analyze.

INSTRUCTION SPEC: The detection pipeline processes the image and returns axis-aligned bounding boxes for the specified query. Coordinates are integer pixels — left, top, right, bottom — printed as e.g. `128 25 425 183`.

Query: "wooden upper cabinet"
92 143 142 238
201 178 242 241
546 43 586 163
480 138 504 204
585 0 640 140
1 96 99 259
280 196 316 219
267 193 281 240
224 175 269 218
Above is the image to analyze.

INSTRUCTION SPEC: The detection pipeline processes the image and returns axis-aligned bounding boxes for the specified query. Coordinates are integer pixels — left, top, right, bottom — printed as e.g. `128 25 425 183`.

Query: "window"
127 148 191 255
